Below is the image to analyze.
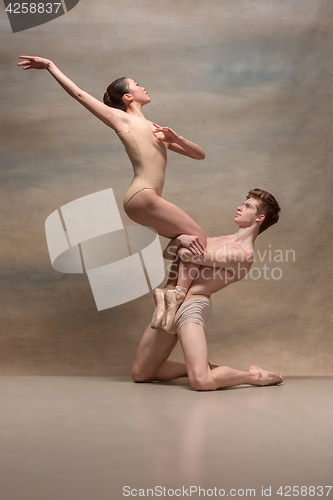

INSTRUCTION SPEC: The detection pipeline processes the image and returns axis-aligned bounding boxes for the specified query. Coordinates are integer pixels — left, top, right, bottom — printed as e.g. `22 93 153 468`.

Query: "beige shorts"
168 295 212 335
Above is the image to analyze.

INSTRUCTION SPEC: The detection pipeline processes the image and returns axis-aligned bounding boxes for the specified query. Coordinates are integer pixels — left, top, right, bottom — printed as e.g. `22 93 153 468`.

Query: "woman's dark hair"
103 77 129 112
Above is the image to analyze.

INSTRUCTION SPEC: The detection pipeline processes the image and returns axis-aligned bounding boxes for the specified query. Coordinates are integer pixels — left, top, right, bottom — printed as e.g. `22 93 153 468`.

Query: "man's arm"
178 246 253 268
163 234 208 260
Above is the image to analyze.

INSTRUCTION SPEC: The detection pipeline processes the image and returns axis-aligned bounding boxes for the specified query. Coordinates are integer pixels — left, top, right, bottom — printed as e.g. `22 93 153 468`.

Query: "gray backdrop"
1 0 332 375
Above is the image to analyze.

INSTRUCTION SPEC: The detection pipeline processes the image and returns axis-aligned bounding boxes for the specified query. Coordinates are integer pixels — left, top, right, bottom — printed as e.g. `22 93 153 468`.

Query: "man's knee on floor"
188 369 214 391
131 362 153 383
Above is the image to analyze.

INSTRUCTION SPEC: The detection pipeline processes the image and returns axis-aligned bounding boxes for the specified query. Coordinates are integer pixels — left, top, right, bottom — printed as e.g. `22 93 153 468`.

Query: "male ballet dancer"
132 189 283 391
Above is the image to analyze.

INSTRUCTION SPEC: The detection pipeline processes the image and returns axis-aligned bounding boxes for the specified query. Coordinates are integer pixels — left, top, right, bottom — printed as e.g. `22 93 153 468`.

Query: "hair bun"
103 92 112 106
103 77 129 112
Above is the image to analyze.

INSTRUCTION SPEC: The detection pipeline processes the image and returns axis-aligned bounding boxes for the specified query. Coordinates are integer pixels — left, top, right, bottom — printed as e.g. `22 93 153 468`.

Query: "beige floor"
0 376 332 500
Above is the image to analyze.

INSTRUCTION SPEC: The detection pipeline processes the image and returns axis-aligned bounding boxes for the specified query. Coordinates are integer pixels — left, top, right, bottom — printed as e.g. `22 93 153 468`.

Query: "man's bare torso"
186 235 254 297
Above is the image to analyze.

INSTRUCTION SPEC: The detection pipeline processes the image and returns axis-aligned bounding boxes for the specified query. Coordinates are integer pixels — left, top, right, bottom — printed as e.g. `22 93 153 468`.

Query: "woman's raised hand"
18 55 52 70
153 123 181 144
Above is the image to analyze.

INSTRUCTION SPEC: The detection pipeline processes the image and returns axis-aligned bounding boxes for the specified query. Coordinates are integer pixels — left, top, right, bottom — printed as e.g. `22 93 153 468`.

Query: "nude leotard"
117 116 169 209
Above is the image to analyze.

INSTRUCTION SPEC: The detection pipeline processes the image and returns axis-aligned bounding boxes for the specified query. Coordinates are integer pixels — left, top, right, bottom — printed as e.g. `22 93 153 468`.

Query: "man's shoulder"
208 236 254 261
207 235 232 248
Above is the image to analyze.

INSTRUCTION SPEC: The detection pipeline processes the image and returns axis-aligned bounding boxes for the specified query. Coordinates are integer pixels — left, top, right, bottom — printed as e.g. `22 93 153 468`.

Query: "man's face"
234 197 263 228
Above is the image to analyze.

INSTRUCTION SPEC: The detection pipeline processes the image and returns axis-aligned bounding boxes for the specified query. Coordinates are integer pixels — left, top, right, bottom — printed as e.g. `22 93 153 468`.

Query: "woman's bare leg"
155 255 194 331
158 255 203 331
178 259 201 289
126 189 207 327
163 253 199 290
165 257 180 289
125 189 207 247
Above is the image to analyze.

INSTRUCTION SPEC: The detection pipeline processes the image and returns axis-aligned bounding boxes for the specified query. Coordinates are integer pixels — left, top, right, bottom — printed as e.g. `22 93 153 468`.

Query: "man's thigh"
133 322 179 380
177 323 210 376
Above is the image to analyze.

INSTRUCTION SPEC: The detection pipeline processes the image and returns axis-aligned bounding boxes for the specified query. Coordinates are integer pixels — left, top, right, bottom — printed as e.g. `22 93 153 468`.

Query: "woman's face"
126 78 151 106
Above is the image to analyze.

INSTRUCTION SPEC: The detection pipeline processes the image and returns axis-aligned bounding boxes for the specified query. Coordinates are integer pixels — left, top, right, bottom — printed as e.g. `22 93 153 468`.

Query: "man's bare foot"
249 365 283 386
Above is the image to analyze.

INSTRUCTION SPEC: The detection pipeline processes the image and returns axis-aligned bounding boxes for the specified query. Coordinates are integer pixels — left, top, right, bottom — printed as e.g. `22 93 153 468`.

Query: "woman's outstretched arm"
18 56 130 132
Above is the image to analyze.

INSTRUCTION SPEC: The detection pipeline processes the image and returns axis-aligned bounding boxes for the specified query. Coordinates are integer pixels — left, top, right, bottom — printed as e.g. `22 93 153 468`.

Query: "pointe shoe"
162 286 187 332
151 289 166 329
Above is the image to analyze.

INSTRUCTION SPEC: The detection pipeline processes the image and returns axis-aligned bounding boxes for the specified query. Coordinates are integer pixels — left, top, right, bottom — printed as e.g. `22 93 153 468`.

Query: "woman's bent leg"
165 256 180 289
126 189 206 328
178 259 201 290
125 189 207 247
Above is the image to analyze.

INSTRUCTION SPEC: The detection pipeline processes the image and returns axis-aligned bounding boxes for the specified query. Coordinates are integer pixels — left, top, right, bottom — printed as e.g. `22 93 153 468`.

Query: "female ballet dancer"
18 55 206 329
